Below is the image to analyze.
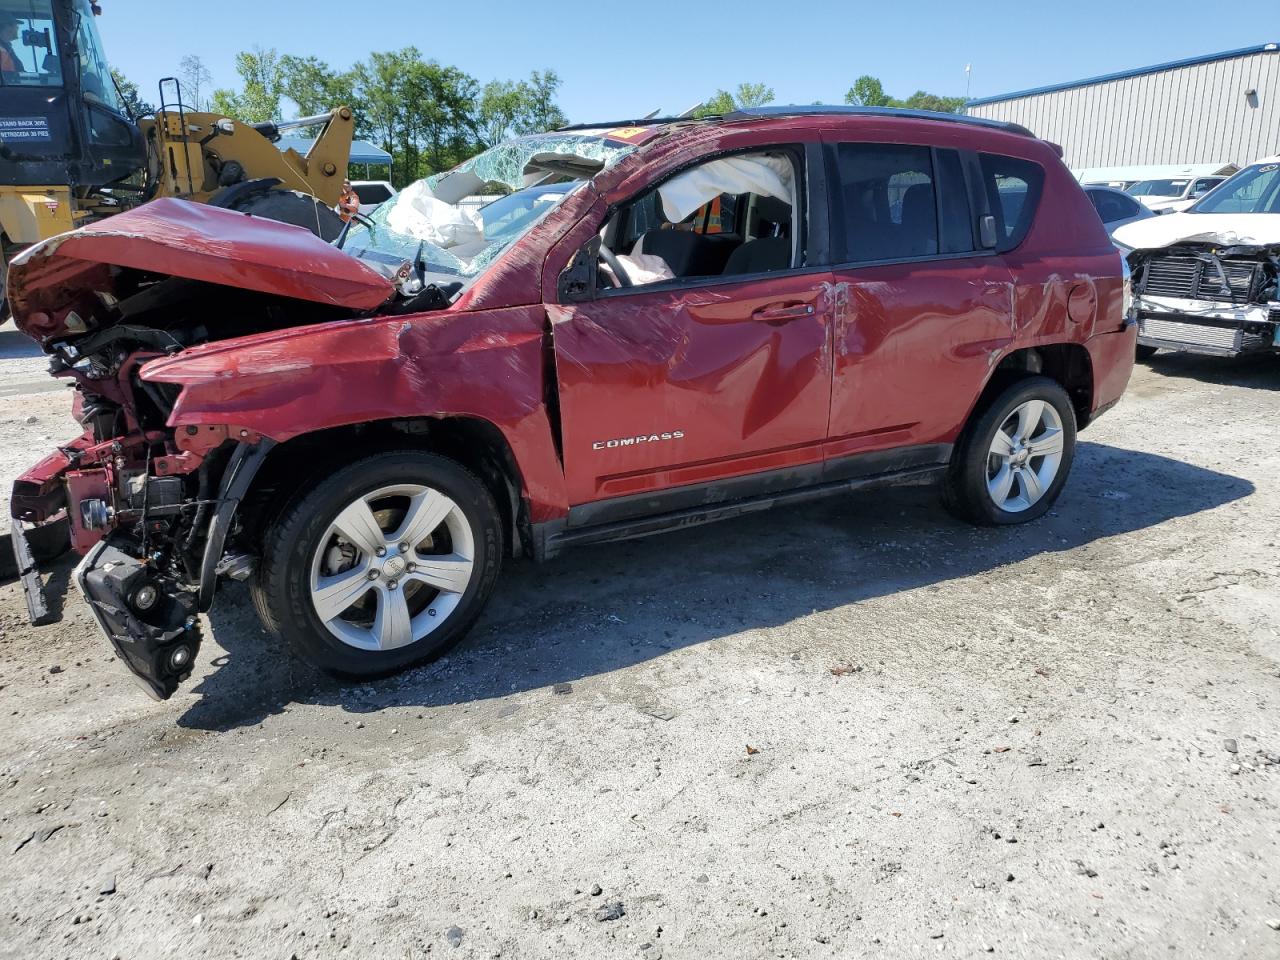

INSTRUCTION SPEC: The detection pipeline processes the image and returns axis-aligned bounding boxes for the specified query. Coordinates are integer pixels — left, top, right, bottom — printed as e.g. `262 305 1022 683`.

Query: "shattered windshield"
340 131 636 283
1189 162 1280 215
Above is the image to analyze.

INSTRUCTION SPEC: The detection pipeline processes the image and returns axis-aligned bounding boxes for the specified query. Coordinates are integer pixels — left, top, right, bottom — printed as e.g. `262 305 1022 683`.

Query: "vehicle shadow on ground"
176 441 1253 731
1141 350 1279 390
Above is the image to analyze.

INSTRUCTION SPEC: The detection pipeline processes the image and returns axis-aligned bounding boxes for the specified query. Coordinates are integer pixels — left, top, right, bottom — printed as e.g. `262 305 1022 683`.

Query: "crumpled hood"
1113 211 1280 251
8 198 395 342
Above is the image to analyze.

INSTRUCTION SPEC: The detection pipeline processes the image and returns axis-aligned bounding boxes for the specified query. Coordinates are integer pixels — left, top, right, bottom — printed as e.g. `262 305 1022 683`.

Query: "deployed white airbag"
426 167 487 205
384 180 484 249
659 155 794 223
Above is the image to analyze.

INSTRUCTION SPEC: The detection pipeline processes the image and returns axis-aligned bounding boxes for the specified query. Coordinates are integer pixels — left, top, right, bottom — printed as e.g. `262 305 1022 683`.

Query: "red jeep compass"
7 107 1136 700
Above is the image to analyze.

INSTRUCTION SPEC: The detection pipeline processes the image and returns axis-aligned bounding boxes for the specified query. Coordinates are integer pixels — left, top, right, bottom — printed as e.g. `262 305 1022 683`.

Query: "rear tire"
1135 344 1158 362
234 189 345 242
943 376 1077 526
251 451 503 678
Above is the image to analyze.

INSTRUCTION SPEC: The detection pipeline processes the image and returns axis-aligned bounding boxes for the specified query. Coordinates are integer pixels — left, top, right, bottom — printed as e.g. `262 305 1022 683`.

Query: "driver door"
547 143 834 522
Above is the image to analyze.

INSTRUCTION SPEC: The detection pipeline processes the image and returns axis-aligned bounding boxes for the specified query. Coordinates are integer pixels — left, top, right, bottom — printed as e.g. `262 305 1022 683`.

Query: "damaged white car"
1114 157 1280 359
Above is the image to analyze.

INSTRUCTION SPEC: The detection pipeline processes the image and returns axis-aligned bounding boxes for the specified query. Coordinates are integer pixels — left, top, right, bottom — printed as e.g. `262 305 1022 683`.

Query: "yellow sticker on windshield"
607 127 649 142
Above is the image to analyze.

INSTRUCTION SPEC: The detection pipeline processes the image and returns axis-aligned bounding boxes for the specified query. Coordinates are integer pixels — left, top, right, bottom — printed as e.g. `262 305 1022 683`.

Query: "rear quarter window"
979 154 1044 252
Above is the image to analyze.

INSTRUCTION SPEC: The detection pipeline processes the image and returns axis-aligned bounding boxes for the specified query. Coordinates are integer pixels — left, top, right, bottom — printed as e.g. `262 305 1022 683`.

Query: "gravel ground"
0 351 1278 960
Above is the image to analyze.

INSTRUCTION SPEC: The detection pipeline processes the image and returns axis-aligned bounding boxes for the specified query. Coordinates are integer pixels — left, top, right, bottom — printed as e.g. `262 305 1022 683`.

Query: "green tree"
734 82 774 108
210 47 282 122
693 82 775 118
897 90 967 113
110 68 153 119
178 54 212 111
478 78 525 146
279 54 361 120
410 59 480 175
844 75 891 107
843 75 965 114
207 47 563 186
513 69 568 134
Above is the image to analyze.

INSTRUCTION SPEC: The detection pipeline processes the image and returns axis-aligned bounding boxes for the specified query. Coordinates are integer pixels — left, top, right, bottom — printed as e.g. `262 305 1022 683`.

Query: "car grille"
1139 317 1270 353
1142 256 1259 303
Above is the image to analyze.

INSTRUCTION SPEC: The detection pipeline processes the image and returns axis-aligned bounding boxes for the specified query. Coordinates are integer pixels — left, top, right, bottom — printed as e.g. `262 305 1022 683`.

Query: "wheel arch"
967 343 1095 434
236 415 531 561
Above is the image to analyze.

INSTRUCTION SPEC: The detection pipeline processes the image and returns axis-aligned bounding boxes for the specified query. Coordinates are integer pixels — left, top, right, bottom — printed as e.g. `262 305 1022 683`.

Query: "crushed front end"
10 341 271 699
5 200 394 699
1129 243 1280 357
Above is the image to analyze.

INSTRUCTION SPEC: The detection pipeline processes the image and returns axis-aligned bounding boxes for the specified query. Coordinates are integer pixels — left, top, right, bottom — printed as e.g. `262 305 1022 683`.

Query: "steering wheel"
598 242 633 288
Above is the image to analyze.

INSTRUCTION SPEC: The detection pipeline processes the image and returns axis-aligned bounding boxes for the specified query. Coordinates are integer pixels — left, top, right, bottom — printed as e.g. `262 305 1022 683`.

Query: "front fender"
140 306 569 521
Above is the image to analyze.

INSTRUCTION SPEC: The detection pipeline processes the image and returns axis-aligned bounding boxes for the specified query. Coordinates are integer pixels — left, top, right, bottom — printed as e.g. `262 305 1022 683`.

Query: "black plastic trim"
198 440 276 611
534 443 952 559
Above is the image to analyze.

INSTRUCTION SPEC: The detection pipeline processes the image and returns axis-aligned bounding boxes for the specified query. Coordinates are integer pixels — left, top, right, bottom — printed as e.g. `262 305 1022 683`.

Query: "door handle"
752 303 815 324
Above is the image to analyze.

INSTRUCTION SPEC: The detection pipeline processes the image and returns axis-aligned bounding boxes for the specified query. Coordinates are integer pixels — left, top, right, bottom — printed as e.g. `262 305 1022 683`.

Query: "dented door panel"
550 273 834 508
826 257 1016 454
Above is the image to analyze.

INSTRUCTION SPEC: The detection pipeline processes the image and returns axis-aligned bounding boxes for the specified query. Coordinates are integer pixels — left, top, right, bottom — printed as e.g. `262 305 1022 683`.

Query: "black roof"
557 105 1036 139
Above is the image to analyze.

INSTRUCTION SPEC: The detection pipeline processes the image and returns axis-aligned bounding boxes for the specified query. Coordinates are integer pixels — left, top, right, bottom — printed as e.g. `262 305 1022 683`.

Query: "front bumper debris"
1136 302 1280 357
10 520 57 626
75 539 202 701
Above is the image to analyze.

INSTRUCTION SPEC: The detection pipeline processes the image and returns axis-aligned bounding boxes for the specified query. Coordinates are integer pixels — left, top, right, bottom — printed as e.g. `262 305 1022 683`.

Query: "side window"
831 143 972 262
978 153 1044 251
602 149 801 289
834 143 935 261
625 191 740 245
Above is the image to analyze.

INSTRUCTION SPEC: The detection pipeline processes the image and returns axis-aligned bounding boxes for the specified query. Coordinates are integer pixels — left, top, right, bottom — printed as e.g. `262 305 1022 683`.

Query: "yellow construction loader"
1 0 352 312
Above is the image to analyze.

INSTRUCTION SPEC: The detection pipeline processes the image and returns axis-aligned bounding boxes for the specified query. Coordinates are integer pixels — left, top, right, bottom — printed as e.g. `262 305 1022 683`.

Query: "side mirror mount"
978 214 999 250
557 235 600 304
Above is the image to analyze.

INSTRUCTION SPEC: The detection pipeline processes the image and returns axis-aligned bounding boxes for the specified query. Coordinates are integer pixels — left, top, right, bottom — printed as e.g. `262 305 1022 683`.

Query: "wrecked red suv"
7 107 1135 700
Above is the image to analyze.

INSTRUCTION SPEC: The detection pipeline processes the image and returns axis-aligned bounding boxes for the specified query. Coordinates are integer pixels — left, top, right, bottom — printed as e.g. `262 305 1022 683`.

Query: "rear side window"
1088 189 1139 224
979 154 1044 251
831 143 973 263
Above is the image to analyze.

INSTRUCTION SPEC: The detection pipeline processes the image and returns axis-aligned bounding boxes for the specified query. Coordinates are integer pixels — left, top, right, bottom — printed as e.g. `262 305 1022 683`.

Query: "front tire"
252 451 503 678
943 376 1077 526
1135 344 1158 362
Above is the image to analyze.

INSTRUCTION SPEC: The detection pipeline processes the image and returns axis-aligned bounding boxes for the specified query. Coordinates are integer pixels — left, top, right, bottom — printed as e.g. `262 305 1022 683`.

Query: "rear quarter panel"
995 139 1130 415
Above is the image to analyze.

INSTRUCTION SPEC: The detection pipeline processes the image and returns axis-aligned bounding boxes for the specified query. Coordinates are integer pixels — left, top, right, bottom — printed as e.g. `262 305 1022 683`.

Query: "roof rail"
725 105 1037 138
554 117 695 132
556 105 1037 139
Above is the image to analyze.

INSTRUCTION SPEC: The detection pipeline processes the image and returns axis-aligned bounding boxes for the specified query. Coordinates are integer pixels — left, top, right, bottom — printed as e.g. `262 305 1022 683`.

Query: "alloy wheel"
308 483 475 651
985 399 1065 513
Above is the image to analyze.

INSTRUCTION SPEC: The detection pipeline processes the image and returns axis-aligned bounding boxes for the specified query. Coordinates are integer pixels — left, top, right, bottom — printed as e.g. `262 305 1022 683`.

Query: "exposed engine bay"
1128 242 1280 356
8 276 351 697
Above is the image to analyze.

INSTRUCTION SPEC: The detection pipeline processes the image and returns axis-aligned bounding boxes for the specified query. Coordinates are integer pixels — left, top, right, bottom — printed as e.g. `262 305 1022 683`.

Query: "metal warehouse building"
966 43 1280 171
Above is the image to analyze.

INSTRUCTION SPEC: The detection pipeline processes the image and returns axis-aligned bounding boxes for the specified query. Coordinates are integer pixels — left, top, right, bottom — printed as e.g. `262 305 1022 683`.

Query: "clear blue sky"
98 0 1271 123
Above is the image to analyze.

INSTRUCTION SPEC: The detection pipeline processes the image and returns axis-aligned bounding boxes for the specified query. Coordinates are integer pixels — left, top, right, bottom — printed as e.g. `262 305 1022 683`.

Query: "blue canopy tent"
275 137 393 180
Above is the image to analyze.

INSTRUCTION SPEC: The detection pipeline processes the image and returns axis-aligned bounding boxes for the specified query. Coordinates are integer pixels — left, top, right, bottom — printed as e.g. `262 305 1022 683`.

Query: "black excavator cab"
0 0 144 192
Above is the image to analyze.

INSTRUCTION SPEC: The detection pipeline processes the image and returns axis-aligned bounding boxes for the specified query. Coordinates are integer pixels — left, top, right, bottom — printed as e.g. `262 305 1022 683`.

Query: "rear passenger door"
820 135 1016 465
